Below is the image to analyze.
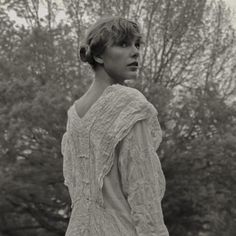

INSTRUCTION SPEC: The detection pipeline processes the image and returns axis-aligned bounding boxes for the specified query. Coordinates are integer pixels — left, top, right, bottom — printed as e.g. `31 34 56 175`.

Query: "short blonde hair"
80 16 143 70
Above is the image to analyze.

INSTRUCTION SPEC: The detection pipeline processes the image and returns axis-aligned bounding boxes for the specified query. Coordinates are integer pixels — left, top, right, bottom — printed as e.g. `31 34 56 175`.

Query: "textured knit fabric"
61 83 169 236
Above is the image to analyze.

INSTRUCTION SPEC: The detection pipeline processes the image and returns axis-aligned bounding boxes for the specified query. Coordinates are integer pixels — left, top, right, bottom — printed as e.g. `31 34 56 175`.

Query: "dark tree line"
0 0 235 235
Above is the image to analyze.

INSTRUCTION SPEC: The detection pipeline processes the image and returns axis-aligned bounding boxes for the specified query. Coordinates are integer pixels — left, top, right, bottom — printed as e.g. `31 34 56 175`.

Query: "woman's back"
61 84 169 235
74 83 106 119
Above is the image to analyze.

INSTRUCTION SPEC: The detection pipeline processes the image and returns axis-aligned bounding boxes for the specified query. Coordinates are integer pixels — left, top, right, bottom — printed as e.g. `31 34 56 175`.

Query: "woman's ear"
93 55 104 64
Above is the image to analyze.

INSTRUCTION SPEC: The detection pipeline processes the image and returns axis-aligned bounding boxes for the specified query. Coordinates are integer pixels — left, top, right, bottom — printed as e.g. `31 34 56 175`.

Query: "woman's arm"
117 119 169 236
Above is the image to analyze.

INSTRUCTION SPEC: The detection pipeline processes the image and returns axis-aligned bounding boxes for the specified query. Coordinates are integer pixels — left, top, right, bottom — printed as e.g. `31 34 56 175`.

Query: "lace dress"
61 84 169 236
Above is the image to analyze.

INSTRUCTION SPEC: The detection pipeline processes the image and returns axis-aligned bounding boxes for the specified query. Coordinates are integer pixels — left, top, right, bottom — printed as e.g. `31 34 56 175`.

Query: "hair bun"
80 45 92 63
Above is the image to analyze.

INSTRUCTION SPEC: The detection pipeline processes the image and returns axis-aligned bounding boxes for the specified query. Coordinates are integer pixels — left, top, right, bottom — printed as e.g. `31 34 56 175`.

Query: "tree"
0 0 235 235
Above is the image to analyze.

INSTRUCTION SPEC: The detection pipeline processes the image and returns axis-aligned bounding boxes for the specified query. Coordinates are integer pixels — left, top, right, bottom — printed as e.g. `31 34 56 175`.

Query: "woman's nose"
131 45 139 57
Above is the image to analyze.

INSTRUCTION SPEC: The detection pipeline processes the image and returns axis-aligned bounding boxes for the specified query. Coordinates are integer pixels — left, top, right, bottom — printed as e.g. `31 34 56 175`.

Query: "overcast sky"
6 0 236 28
224 0 236 26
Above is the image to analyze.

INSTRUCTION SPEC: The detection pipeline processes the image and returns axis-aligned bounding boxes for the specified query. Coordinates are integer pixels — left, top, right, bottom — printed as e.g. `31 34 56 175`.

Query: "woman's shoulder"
115 84 148 104
118 85 157 113
108 85 159 131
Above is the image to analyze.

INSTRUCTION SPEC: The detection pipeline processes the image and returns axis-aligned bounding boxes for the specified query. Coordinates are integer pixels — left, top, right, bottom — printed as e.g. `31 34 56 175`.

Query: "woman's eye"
118 41 141 49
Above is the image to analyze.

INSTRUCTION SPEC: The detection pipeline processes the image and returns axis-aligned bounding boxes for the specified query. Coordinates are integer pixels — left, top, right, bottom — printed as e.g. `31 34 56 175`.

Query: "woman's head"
80 16 144 72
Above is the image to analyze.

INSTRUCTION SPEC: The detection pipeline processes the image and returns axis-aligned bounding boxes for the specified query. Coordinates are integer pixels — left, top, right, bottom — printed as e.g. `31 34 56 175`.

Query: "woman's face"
100 37 141 83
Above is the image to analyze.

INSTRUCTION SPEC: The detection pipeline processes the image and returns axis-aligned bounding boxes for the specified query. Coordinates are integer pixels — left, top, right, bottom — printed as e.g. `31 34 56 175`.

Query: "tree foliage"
0 0 235 235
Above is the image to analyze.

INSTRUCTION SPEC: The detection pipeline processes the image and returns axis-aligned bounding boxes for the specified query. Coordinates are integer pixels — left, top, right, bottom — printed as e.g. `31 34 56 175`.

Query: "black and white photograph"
0 0 235 236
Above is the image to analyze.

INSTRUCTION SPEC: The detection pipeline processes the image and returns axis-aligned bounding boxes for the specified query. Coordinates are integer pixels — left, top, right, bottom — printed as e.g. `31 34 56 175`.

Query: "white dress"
61 84 169 236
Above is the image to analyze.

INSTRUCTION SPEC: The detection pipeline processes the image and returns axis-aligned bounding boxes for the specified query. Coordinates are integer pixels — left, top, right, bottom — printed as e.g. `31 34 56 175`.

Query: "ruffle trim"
91 86 163 206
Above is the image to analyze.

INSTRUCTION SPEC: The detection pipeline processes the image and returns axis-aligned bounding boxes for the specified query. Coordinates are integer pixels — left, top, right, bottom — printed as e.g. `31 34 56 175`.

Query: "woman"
61 16 169 236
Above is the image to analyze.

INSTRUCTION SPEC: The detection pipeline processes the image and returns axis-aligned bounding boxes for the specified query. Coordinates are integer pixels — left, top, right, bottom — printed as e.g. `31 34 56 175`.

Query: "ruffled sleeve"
61 132 71 187
117 118 169 236
61 131 74 208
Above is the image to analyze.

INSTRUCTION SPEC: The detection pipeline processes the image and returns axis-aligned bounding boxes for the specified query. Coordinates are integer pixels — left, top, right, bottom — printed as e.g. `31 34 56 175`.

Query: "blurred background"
0 0 236 235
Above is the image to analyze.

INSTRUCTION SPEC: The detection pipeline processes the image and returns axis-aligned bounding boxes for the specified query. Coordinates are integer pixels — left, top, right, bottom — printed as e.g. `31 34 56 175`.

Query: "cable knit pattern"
61 84 169 235
117 119 168 235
